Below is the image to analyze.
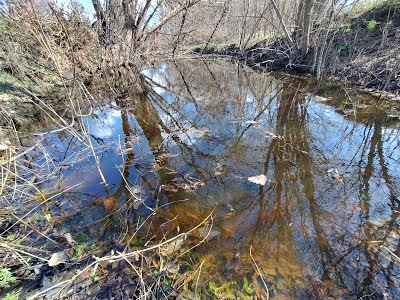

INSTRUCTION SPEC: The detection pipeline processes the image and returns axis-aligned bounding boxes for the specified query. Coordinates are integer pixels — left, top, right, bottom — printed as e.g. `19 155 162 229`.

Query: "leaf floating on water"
327 169 343 183
214 163 224 177
214 171 223 177
245 120 258 124
367 240 384 244
161 184 179 193
369 218 387 227
193 127 212 139
48 251 68 267
162 153 179 158
266 131 284 140
248 174 268 186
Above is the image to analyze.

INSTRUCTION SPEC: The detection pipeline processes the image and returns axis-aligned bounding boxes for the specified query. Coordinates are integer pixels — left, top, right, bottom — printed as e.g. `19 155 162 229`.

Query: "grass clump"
0 268 17 289
367 19 378 31
3 292 19 300
190 43 217 53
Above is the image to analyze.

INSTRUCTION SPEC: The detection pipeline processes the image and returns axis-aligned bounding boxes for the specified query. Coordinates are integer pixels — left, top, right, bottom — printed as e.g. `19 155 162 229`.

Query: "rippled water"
30 60 400 298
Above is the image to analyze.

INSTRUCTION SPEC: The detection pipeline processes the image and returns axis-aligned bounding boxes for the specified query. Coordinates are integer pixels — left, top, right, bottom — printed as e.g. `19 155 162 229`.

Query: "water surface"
30 60 400 298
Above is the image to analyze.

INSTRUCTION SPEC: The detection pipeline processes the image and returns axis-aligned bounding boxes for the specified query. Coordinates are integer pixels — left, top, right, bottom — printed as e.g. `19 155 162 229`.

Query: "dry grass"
0 4 219 299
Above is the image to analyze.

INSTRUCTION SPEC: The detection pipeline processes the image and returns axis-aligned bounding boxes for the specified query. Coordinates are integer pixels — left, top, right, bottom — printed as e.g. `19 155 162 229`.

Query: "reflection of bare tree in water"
94 71 157 250
95 108 137 252
89 61 399 297
246 85 339 298
97 71 198 246
245 84 399 298
356 116 400 298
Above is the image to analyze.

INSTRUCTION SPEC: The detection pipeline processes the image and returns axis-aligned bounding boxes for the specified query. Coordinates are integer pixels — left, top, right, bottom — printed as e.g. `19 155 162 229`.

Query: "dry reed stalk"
250 245 270 300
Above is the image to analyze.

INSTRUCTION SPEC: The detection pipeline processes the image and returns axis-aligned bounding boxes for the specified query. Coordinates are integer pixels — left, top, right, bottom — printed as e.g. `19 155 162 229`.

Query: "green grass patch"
3 292 19 300
0 268 17 289
367 19 378 31
189 43 217 53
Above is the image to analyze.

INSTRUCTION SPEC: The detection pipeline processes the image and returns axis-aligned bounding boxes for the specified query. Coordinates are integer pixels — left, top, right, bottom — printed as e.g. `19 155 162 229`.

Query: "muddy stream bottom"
2 59 400 299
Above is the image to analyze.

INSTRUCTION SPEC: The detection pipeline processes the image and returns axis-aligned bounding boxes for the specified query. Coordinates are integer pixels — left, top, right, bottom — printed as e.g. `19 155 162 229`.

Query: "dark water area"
29 59 400 298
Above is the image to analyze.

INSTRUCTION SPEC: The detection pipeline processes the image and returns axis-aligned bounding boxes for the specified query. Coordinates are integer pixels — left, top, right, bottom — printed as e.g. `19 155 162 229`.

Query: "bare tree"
91 0 202 57
300 0 315 57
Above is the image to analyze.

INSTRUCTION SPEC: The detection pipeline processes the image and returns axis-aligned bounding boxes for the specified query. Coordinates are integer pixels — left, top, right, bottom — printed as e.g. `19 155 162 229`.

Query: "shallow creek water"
31 59 400 298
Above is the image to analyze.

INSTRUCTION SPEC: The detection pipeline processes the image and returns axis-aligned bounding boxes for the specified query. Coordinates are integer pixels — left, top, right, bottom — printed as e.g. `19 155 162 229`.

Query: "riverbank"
1 1 400 298
188 0 400 101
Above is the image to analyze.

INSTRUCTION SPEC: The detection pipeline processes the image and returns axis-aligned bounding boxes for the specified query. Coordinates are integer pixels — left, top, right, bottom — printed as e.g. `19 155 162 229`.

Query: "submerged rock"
198 227 221 241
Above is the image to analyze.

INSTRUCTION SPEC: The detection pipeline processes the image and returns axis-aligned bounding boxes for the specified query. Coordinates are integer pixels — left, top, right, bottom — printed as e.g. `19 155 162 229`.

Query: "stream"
19 59 400 298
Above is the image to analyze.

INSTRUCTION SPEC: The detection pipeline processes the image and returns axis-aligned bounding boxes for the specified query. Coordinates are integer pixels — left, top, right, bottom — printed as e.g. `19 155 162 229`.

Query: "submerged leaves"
266 131 285 140
327 168 343 184
198 226 221 241
160 235 186 257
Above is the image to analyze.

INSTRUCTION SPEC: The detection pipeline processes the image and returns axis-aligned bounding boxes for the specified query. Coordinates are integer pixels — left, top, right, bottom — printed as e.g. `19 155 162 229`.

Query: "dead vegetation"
0 0 399 299
177 0 400 99
0 3 235 298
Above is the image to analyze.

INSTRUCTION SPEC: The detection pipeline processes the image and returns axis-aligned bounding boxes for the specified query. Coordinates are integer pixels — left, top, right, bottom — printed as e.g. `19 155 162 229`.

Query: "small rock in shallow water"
198 227 220 241
0 139 11 151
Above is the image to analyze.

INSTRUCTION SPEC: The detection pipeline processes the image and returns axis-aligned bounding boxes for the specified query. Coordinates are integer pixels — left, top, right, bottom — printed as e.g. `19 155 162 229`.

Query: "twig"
250 245 269 300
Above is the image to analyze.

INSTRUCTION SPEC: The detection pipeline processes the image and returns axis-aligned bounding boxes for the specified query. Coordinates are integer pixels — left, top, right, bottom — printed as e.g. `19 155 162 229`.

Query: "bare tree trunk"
201 1 227 55
172 7 187 56
315 3 335 79
91 0 202 55
270 0 293 43
294 0 304 43
300 0 315 57
91 0 106 45
239 0 250 51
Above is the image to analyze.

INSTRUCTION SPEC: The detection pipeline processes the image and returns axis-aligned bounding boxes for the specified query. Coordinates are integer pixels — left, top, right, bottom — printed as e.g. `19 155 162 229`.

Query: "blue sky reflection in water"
35 60 400 298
